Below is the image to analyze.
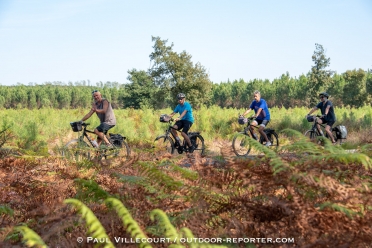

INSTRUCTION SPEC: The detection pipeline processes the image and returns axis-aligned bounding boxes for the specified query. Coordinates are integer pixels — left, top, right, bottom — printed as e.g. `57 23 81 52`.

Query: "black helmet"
319 92 329 98
177 93 186 99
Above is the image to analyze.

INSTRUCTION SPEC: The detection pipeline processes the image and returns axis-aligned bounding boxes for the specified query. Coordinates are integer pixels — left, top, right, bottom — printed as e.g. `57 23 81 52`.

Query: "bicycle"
62 121 130 161
232 116 279 156
153 115 205 157
304 115 341 144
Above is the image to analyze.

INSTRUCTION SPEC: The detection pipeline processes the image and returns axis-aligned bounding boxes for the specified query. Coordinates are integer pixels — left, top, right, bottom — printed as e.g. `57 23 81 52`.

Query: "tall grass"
0 105 371 151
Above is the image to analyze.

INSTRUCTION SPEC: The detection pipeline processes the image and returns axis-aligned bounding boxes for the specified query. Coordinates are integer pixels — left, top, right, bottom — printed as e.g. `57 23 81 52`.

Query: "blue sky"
0 0 371 86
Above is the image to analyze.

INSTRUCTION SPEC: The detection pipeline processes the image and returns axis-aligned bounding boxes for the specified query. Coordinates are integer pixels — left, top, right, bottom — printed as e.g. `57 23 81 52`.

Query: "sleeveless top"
95 99 116 125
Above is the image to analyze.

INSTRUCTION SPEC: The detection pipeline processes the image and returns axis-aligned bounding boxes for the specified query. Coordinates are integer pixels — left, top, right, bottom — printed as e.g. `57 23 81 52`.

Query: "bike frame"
242 117 268 140
310 116 328 137
162 120 191 152
78 123 98 148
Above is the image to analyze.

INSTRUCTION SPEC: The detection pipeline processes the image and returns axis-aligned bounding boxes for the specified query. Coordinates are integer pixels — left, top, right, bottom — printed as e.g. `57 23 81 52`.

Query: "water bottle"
253 133 258 140
92 139 98 148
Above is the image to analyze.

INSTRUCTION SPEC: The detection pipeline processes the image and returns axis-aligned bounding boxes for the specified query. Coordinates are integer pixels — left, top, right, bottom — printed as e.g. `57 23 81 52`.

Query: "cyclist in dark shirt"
306 92 336 143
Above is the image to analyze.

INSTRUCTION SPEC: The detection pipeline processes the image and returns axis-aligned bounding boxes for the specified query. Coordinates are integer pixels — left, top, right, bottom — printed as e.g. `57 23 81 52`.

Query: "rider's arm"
175 110 188 121
242 109 251 116
168 112 176 117
324 105 331 115
95 100 109 114
307 107 318 116
81 109 95 122
254 108 262 118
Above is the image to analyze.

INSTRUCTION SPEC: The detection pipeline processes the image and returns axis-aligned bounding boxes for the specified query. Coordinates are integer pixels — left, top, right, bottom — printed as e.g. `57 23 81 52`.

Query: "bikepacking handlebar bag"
160 114 170 123
238 117 248 125
306 116 315 122
70 122 82 132
334 125 347 139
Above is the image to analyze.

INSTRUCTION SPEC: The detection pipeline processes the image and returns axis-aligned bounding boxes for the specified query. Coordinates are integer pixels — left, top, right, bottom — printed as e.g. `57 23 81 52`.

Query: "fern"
15 225 47 248
74 178 110 203
105 198 152 248
0 205 14 217
64 198 114 248
315 153 372 170
244 137 289 174
168 163 199 181
136 162 184 192
319 202 358 218
150 209 183 247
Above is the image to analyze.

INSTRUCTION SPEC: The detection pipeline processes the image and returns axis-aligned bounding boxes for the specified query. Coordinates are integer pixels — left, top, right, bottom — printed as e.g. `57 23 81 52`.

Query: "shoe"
188 145 196 153
265 141 272 147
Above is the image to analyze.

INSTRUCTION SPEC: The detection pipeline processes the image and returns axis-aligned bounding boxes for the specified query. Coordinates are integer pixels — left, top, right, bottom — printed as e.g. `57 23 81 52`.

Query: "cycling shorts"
253 119 270 127
319 117 335 127
96 123 115 134
174 120 193 134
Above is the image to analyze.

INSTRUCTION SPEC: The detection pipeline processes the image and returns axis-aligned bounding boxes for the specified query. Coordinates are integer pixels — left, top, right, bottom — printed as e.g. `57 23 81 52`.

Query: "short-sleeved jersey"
316 100 336 122
174 102 194 123
249 99 270 121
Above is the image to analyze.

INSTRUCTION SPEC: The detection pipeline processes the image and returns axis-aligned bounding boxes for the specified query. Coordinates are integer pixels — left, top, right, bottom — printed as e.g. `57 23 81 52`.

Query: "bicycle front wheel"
304 130 318 142
153 135 174 157
62 139 92 161
232 132 251 156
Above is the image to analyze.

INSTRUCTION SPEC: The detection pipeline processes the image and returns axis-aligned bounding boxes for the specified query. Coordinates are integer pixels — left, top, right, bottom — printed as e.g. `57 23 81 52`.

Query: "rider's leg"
250 121 258 139
258 126 269 142
95 123 114 146
316 118 324 136
258 120 271 145
94 129 110 145
171 124 181 147
325 125 336 143
181 132 192 147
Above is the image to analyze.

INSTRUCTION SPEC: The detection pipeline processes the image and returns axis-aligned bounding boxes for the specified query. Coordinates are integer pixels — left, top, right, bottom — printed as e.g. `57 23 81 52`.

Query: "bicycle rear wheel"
232 132 251 156
62 139 92 161
260 131 279 151
153 135 174 157
102 140 131 160
190 134 205 156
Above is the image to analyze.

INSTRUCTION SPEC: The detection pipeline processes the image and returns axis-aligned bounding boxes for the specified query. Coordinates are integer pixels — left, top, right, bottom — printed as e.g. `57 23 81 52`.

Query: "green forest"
1 39 371 110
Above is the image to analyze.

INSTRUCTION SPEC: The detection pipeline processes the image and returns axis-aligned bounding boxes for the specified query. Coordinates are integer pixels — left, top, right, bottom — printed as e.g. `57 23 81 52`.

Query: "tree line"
1 38 371 109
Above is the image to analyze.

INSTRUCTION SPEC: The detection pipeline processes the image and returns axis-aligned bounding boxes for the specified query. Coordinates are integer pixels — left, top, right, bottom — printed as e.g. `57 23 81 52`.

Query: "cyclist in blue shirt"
306 92 337 143
241 90 272 146
168 93 196 153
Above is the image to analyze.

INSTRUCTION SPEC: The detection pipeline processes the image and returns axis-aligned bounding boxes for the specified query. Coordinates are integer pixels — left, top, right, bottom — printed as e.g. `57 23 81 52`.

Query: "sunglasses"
92 90 98 94
320 96 325 98
178 98 185 101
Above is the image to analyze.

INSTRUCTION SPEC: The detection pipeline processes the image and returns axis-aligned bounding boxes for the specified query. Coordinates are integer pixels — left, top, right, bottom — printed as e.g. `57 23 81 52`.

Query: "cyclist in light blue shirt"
168 93 196 153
